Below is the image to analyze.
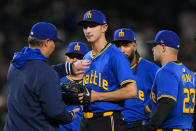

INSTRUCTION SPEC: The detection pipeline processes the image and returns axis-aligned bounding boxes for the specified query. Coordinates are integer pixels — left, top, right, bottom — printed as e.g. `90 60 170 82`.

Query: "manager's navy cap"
78 10 107 26
147 30 180 49
65 42 89 56
29 22 61 41
112 28 136 43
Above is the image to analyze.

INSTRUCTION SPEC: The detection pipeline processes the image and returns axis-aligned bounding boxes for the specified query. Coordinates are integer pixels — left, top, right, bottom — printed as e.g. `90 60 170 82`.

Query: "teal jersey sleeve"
111 49 136 86
156 69 178 101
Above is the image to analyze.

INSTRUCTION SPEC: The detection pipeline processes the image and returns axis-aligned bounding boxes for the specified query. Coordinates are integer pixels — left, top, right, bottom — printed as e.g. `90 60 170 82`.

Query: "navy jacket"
4 47 73 131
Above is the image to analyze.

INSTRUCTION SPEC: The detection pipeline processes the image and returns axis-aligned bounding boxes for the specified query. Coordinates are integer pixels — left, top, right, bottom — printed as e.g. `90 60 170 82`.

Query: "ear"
102 24 108 33
43 39 50 48
162 45 167 53
132 43 137 52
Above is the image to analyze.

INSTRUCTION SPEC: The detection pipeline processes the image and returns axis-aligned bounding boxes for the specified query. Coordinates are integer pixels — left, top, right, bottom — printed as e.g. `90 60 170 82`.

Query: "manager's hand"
72 60 90 75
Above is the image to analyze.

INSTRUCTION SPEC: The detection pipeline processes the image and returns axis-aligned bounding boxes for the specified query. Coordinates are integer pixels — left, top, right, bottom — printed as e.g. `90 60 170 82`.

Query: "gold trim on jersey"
157 95 177 102
120 80 136 87
90 43 111 59
66 75 83 84
131 57 142 69
172 61 183 65
66 75 74 81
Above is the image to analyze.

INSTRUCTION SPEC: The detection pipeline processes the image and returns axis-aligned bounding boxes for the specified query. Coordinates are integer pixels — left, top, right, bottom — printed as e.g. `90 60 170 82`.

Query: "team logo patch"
74 43 80 51
118 29 124 37
86 11 92 19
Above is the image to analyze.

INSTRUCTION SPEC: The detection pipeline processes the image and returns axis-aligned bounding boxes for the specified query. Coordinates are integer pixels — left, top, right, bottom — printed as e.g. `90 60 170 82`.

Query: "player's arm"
39 66 78 125
143 70 178 131
90 51 137 102
52 60 90 78
90 82 137 102
144 98 176 131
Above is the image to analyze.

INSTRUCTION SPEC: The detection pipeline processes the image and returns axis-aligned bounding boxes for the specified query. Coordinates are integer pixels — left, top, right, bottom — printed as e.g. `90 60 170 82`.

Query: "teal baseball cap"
78 10 107 26
112 28 136 44
29 22 63 42
147 30 180 49
65 42 89 56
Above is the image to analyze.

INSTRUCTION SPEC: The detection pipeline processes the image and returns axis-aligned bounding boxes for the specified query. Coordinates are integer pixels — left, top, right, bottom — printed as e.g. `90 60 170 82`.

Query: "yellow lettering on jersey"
85 75 89 85
118 29 124 37
139 90 144 101
93 71 98 86
99 73 102 87
186 74 191 83
83 71 108 90
190 88 195 113
83 77 85 86
182 74 186 85
183 88 190 113
90 70 94 84
74 43 80 51
182 74 195 86
151 92 156 103
86 11 92 18
102 79 108 90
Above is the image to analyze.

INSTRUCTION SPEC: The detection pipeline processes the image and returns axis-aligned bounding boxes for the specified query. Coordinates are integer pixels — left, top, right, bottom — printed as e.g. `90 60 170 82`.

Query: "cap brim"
55 38 64 43
78 20 103 26
111 40 134 44
65 52 84 56
145 40 158 46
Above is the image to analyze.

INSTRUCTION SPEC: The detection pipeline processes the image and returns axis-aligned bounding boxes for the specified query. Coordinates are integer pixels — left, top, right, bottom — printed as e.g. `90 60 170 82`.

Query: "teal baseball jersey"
122 57 159 122
151 62 196 129
83 43 136 112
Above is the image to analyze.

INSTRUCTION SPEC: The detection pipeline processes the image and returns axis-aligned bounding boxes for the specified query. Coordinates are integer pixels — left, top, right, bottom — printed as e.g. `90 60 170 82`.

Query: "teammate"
3 22 89 131
112 28 159 131
78 10 137 131
143 30 196 131
59 42 89 131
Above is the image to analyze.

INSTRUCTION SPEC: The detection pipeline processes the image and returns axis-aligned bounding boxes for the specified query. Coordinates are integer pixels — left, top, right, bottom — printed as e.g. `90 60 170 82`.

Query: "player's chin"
154 57 160 64
86 38 94 43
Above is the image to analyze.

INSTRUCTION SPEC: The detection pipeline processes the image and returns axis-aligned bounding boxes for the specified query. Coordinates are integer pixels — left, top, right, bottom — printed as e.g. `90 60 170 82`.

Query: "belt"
83 111 114 119
126 120 144 128
157 129 192 131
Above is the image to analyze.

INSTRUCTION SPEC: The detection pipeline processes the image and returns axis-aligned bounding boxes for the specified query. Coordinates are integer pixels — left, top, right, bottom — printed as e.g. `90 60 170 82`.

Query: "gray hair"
28 36 44 47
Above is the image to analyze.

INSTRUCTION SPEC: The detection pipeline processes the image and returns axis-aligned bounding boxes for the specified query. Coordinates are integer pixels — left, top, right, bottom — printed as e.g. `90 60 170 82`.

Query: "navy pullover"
4 47 74 131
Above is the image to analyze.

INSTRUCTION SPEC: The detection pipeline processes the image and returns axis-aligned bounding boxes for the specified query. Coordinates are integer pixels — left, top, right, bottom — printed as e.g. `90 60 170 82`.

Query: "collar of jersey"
90 43 111 59
171 61 183 65
66 75 83 84
130 57 142 69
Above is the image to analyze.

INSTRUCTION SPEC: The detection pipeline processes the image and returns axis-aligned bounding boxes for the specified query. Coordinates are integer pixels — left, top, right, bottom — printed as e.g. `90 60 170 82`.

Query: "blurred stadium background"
0 0 196 129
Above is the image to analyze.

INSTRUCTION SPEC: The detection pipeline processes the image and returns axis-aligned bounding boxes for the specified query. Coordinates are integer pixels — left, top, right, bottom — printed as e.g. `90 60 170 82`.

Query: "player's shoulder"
157 62 183 77
25 60 58 82
107 44 123 53
107 44 127 57
140 58 159 69
27 60 51 71
163 62 182 71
